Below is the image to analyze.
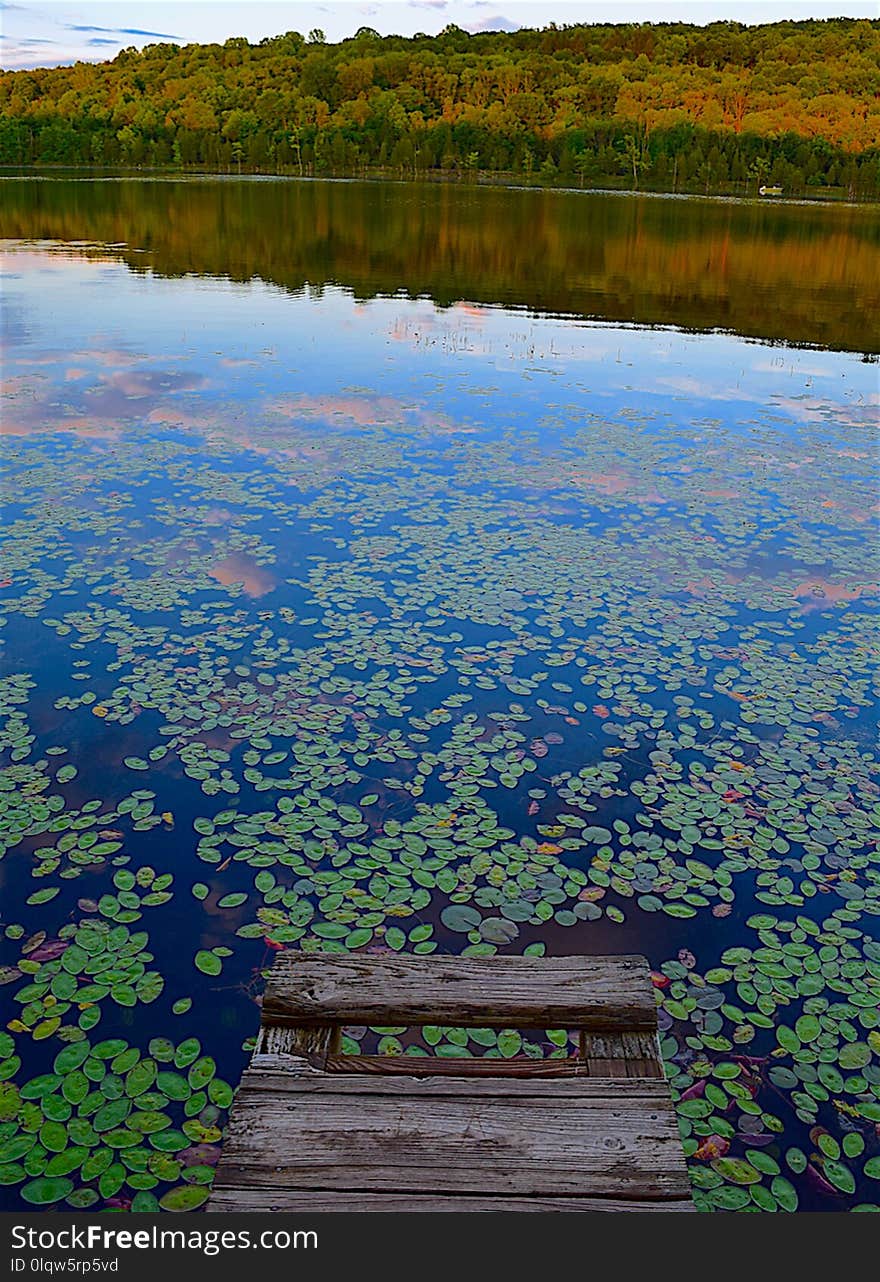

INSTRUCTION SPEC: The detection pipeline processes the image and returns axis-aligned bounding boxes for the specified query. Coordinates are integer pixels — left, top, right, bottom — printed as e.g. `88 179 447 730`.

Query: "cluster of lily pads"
658 906 880 1211
1 257 878 1213
0 1027 232 1211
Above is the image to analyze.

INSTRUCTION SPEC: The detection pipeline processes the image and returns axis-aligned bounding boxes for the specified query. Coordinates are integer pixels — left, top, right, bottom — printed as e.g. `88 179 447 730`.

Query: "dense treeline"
3 178 878 352
1 19 879 198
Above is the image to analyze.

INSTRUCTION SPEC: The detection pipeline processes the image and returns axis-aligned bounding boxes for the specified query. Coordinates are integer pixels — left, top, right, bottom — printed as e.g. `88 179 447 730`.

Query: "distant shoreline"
0 164 871 206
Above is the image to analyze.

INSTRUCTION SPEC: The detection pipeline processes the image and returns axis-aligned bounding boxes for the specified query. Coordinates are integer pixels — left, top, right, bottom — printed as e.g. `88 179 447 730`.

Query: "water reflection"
1 177 878 351
0 181 878 1215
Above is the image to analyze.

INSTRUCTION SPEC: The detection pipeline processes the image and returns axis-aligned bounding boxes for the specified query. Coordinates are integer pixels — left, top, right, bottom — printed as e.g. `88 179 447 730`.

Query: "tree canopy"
1 19 878 198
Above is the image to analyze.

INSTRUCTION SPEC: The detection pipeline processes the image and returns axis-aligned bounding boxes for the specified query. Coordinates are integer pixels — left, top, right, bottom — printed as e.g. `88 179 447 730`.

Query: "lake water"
1 177 879 1214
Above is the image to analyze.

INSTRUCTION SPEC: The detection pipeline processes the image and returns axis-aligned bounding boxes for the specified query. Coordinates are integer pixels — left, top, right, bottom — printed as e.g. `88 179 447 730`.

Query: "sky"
1 1 877 71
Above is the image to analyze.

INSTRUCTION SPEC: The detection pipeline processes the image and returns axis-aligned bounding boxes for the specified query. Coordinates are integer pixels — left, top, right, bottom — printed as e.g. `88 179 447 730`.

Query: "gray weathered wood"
580 1031 663 1079
581 1033 628 1079
258 1023 335 1058
261 953 656 1031
235 1069 672 1098
322 1054 584 1077
212 1070 689 1200
209 953 691 1213
207 1188 696 1213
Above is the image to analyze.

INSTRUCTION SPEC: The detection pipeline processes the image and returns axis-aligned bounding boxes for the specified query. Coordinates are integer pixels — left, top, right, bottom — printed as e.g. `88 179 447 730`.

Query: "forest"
0 19 878 199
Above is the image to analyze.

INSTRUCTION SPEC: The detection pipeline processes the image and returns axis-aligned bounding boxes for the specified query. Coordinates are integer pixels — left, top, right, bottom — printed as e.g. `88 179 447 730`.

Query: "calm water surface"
0 178 878 1214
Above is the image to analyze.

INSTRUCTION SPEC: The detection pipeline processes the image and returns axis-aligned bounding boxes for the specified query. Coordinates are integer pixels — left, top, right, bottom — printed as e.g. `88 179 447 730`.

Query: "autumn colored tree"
0 19 877 197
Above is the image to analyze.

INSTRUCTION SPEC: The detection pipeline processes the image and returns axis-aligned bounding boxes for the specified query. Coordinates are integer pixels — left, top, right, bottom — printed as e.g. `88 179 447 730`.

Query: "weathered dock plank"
234 1064 673 1096
209 953 693 1213
579 1031 664 1079
213 1072 689 1199
207 1189 697 1213
261 953 656 1031
321 1054 585 1076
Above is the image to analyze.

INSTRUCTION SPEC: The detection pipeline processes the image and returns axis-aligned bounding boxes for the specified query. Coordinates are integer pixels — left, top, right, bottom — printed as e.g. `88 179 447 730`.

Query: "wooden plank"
233 1068 673 1098
207 1188 697 1213
262 953 656 1031
322 1054 583 1077
580 1031 663 1080
621 1031 664 1079
581 1033 628 1079
258 1024 336 1058
213 1072 689 1199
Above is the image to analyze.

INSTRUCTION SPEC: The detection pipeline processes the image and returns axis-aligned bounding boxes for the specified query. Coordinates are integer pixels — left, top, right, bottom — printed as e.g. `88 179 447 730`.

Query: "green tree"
0 19 875 198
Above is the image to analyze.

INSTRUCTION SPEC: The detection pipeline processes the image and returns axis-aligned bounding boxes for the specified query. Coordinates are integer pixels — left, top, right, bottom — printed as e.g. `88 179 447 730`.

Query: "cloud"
86 38 118 47
408 1 448 8
464 15 520 32
67 24 182 40
2 53 100 69
118 28 182 38
209 554 277 600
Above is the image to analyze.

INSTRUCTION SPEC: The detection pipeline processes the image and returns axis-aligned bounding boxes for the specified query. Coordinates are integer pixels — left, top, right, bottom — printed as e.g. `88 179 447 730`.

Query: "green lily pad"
21 1176 74 1204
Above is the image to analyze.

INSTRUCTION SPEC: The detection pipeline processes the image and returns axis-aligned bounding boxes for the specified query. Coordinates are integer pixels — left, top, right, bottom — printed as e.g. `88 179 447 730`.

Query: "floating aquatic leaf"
712 1158 762 1186
218 893 247 909
440 905 482 933
21 1177 74 1205
824 1161 856 1195
159 1184 210 1211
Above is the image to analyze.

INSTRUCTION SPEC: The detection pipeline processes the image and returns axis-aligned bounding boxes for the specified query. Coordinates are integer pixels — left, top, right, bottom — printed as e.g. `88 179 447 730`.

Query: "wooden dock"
208 954 694 1213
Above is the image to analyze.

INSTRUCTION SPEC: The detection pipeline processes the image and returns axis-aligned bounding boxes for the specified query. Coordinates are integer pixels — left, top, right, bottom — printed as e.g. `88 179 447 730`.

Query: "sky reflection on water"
1 200 879 1214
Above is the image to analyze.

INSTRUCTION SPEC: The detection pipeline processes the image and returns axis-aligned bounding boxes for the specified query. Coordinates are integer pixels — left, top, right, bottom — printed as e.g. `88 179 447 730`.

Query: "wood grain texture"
322 1054 584 1077
233 1069 675 1098
257 1024 334 1058
212 1070 690 1199
581 1031 663 1079
210 954 690 1213
262 953 656 1031
206 1188 697 1213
